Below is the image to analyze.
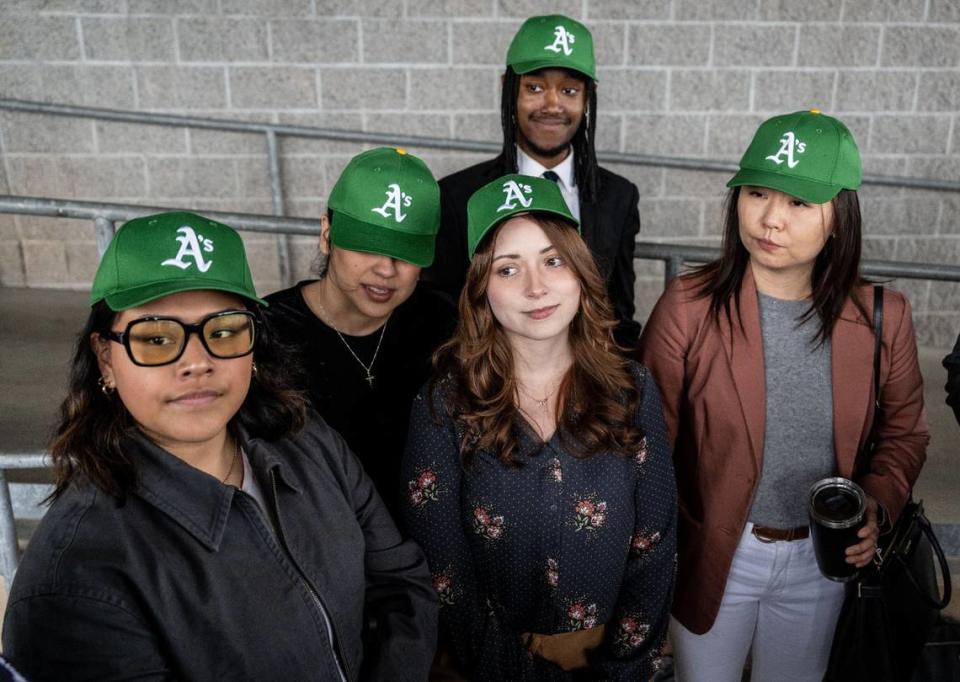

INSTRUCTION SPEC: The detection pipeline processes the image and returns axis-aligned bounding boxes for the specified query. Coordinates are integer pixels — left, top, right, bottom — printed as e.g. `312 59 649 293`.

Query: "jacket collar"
721 268 875 475
130 425 301 552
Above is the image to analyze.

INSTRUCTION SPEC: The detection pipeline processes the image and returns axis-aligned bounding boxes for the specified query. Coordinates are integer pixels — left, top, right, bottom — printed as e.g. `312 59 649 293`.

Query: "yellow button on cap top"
809 108 821 115
395 147 407 155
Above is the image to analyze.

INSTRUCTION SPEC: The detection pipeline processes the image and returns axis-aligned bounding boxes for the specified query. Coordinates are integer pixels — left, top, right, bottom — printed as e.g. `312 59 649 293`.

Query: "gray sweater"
748 293 835 528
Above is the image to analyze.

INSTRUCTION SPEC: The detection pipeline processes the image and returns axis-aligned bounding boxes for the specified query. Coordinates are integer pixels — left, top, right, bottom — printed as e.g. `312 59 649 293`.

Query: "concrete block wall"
0 0 958 347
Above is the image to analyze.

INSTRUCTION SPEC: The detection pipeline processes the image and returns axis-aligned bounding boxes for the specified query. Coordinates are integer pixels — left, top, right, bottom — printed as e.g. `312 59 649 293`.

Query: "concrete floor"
1 286 958 618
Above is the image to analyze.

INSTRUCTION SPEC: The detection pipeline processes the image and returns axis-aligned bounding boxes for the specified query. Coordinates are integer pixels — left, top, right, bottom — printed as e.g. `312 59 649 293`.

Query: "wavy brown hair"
693 187 869 344
48 300 308 501
433 215 644 466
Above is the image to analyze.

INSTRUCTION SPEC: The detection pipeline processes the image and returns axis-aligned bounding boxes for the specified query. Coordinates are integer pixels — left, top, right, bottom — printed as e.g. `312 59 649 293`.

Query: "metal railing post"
94 216 114 255
0 468 20 586
266 129 292 288
665 256 684 285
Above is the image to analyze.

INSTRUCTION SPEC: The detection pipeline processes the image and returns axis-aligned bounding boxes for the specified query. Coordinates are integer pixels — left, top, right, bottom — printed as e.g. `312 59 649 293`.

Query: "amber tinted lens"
126 319 185 365
202 312 255 359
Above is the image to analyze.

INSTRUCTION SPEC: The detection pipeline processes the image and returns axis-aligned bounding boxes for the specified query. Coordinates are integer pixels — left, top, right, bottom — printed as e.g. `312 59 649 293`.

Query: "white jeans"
671 523 845 682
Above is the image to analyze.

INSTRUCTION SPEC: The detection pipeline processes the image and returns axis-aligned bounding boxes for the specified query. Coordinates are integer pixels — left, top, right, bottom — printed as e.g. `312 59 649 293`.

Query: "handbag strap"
855 286 884 480
908 507 953 609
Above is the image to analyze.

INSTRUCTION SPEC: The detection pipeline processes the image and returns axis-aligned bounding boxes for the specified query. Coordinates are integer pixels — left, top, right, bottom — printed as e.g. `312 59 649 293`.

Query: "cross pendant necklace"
314 297 388 390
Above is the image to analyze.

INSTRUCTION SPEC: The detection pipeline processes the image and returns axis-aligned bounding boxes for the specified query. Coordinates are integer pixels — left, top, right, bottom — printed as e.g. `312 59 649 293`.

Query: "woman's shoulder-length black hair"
692 186 869 344
47 299 307 501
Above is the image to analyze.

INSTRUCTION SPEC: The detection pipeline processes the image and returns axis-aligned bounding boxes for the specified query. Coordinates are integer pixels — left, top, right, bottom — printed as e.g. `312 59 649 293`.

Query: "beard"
517 116 579 160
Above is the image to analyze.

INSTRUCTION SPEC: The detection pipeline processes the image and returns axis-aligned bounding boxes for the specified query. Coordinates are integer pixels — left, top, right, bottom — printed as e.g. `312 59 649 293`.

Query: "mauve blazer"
637 268 929 635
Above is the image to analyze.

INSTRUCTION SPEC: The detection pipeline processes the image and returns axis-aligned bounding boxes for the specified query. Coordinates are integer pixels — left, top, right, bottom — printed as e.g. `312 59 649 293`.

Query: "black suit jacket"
945 331 960 426
426 154 642 349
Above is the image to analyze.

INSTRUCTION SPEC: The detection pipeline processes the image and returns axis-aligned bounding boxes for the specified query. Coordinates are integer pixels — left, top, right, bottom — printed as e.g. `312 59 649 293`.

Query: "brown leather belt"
751 524 809 542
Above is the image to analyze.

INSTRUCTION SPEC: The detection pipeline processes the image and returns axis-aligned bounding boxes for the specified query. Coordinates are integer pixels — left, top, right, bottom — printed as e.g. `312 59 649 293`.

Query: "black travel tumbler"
808 477 866 582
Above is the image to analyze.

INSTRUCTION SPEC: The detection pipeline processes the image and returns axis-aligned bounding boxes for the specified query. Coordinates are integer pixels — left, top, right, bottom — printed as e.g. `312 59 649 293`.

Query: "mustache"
529 113 572 124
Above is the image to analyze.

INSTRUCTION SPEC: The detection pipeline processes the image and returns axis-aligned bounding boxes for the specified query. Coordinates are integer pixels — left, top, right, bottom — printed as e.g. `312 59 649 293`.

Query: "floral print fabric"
401 363 677 681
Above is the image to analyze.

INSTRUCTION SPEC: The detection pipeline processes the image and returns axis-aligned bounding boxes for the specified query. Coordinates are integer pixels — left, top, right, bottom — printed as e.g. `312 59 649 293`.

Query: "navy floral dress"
401 363 676 681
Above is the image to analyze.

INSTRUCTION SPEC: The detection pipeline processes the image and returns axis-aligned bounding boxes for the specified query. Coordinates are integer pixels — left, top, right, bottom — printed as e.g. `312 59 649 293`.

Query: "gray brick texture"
0 1 957 347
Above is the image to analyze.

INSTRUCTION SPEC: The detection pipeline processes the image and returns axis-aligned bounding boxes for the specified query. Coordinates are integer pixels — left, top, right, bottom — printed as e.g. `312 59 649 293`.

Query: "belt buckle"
751 526 776 543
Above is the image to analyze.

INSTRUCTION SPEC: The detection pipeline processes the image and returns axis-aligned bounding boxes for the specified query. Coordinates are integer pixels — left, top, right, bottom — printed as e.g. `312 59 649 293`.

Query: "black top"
263 281 456 515
401 364 676 680
426 154 643 350
945 331 960 426
3 420 437 682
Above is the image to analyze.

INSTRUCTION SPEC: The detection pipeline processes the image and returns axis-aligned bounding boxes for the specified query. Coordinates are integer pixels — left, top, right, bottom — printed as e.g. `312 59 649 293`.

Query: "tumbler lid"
808 477 866 529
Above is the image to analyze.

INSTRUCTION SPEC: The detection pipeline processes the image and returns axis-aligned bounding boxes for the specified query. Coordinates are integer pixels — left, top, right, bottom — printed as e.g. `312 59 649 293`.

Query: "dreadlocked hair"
499 67 601 203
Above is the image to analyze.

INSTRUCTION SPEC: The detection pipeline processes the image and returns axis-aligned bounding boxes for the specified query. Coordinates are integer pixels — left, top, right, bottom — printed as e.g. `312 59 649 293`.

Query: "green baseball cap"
467 174 579 259
327 147 441 268
727 109 862 204
90 211 265 311
506 14 597 82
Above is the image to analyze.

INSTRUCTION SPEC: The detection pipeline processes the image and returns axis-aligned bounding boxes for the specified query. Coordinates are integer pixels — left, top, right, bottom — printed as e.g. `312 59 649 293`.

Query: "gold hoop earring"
252 362 259 378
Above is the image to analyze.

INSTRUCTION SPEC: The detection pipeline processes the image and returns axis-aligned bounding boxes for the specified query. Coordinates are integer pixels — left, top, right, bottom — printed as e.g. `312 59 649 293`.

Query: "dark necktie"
542 170 560 184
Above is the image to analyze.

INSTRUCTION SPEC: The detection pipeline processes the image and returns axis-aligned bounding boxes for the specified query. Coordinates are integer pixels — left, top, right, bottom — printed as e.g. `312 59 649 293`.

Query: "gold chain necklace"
314 298 388 389
516 379 560 411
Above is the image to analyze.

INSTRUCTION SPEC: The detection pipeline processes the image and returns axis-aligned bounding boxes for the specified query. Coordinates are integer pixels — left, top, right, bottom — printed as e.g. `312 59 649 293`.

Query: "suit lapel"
723 269 767 472
831 292 875 477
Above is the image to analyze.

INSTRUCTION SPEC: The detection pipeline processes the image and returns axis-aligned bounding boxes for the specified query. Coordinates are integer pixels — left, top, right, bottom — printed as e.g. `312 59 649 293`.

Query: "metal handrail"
5 194 960 288
3 98 959 193
634 242 960 284
0 455 49 585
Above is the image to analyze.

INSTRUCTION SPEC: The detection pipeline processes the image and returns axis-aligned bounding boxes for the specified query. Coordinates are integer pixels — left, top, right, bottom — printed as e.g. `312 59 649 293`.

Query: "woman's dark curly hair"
433 214 644 467
47 299 307 501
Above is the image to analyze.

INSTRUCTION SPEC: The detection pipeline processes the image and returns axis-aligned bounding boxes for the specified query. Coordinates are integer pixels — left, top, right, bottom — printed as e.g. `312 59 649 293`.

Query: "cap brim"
330 212 436 268
470 207 580 259
102 280 268 311
510 60 596 82
727 168 842 204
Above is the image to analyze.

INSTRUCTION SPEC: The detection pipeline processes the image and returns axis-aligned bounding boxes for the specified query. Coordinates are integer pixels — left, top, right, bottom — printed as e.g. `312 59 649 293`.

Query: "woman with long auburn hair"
638 110 929 681
402 174 676 681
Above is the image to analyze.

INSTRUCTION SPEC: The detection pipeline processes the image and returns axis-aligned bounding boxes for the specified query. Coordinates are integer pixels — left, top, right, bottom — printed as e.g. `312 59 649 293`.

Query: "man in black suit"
427 14 642 349
945 331 960 426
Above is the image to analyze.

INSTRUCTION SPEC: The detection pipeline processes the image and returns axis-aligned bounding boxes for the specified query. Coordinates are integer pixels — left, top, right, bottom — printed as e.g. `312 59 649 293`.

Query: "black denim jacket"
2 416 438 681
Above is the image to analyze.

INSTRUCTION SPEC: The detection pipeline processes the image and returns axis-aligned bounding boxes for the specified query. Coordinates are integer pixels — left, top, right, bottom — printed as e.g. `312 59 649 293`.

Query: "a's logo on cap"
544 25 575 56
765 131 807 169
161 226 214 272
372 183 412 223
497 180 534 212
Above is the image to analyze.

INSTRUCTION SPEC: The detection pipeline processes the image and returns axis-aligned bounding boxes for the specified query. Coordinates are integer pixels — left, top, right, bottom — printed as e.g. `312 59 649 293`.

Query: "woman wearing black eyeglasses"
1 212 437 682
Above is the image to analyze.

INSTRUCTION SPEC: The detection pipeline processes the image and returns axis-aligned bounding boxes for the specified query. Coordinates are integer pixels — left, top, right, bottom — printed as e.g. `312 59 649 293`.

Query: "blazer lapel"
723 269 767 472
831 293 875 477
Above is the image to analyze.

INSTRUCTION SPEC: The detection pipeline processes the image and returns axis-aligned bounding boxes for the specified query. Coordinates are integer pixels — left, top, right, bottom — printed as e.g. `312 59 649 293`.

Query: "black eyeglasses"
103 310 257 367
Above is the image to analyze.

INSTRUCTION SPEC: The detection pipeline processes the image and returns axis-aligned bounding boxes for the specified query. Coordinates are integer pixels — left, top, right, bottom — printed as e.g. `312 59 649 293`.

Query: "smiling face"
485 215 582 347
737 185 835 292
94 290 253 458
515 68 587 165
320 215 420 326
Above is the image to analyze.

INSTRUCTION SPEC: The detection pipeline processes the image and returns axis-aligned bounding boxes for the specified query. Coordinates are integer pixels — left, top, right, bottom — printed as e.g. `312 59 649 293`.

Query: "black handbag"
825 286 953 682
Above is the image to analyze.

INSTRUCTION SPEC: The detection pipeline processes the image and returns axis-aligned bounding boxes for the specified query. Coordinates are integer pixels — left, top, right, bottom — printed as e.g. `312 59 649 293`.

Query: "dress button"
550 504 558 512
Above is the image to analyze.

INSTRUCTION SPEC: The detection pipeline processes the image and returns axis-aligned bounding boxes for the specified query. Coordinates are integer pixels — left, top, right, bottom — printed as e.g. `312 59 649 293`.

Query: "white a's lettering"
161 226 214 272
544 25 575 56
371 183 412 223
497 180 534 212
765 131 806 169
